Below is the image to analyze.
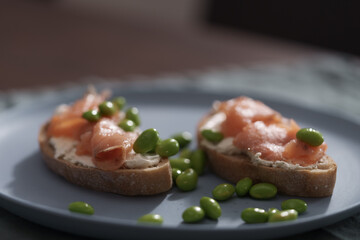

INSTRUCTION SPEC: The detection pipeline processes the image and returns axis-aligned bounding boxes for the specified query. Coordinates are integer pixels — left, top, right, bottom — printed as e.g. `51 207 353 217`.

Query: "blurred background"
4 0 358 90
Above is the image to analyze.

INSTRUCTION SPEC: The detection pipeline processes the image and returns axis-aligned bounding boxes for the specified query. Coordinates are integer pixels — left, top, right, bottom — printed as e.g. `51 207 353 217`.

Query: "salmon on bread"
197 96 336 197
39 87 172 196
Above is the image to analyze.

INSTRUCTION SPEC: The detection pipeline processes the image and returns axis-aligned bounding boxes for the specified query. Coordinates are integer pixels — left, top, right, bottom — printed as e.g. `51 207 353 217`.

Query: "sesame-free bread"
198 114 337 197
39 124 172 196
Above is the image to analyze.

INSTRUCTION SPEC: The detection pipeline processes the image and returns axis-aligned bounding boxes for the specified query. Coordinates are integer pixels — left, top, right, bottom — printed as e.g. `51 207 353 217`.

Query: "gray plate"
0 84 359 240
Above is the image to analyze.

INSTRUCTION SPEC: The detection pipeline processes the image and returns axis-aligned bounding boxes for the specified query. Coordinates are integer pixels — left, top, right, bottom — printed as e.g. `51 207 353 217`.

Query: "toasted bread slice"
39 124 172 196
198 114 337 197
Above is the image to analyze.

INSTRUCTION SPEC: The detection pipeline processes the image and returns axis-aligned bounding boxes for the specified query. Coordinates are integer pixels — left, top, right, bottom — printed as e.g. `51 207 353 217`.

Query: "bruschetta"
38 87 172 196
197 96 337 197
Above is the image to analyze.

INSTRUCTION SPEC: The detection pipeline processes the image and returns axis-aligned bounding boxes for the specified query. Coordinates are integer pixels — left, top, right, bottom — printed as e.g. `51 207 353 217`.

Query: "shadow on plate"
6 151 168 221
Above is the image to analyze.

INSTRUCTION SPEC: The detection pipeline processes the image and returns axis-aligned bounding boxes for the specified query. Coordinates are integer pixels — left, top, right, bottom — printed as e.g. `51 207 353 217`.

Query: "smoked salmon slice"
218 97 327 166
90 119 138 170
219 97 282 137
46 89 138 170
283 139 328 165
46 89 108 140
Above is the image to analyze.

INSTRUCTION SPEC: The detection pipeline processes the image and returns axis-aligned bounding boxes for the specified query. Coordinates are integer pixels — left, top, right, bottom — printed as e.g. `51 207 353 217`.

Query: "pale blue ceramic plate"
0 84 359 239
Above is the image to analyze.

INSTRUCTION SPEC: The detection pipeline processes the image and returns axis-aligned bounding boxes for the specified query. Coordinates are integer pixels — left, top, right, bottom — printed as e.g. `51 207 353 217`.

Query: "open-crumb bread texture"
39 124 173 196
198 114 337 197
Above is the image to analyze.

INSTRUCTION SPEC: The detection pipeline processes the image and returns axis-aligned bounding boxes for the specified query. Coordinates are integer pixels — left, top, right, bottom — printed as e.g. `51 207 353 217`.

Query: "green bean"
68 201 94 215
126 107 141 126
137 214 163 224
169 157 191 171
281 199 307 214
249 183 277 200
268 209 298 223
241 208 268 224
235 177 253 197
98 101 117 116
133 128 159 154
176 168 198 191
179 148 193 159
296 128 324 146
172 168 182 182
118 119 136 132
268 208 280 217
190 149 207 175
200 197 221 220
156 138 179 157
82 110 100 122
212 183 235 201
171 131 192 149
112 97 126 110
201 129 224 143
182 206 205 223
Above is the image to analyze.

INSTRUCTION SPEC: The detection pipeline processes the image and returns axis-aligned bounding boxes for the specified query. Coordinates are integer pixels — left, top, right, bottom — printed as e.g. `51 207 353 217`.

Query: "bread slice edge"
38 124 173 196
197 114 337 197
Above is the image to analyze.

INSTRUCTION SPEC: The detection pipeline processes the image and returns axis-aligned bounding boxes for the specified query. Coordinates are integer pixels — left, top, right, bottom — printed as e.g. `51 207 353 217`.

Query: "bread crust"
39 124 172 196
198 114 337 197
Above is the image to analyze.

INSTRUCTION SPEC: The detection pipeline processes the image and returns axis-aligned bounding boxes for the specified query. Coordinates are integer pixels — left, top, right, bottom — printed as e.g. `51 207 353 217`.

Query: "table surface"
1 1 360 239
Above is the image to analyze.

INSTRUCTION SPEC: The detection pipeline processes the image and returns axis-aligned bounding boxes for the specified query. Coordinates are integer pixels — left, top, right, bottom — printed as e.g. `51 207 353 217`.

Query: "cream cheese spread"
50 137 161 169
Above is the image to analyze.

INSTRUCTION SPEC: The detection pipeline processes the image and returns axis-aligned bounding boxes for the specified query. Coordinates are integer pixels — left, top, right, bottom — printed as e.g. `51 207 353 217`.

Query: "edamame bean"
126 107 141 126
68 201 94 215
137 214 163 224
182 206 205 223
82 110 100 122
133 128 160 154
200 197 221 220
172 168 182 182
190 149 206 175
281 199 307 214
169 157 191 171
98 101 117 116
176 168 198 191
241 208 268 224
118 119 136 132
296 128 324 146
235 177 253 197
249 183 277 199
201 129 224 143
171 131 192 148
156 138 179 157
179 148 192 159
268 209 298 223
268 208 280 217
112 97 126 110
212 183 235 201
